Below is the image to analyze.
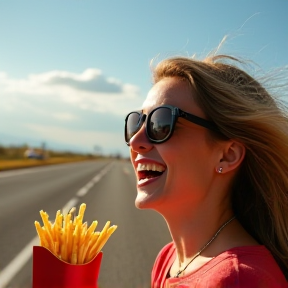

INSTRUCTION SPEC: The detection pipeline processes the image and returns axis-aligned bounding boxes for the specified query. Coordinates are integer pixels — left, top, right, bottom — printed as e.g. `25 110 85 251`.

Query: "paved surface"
0 159 171 288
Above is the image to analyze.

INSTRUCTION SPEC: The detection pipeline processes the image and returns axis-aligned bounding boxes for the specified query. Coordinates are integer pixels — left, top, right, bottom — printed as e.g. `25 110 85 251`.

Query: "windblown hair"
152 55 288 278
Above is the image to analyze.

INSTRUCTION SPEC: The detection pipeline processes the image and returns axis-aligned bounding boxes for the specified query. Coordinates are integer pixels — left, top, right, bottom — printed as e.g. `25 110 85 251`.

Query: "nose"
129 121 153 153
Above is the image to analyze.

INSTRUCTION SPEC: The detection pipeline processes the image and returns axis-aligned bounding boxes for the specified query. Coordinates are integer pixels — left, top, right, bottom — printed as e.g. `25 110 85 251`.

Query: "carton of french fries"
32 203 117 288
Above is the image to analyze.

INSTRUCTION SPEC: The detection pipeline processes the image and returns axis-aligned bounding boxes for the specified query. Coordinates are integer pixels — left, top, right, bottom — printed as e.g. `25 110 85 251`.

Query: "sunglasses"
124 105 219 145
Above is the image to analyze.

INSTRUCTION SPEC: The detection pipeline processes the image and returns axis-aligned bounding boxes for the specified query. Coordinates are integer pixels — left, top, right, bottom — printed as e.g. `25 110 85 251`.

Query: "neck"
165 208 234 264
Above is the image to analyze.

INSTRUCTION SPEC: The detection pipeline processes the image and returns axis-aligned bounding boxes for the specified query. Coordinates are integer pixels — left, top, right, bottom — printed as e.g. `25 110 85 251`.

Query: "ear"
216 141 246 174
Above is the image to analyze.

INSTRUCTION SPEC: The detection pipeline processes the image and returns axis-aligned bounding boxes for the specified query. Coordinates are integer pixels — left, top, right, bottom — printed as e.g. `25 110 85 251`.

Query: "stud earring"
217 167 223 173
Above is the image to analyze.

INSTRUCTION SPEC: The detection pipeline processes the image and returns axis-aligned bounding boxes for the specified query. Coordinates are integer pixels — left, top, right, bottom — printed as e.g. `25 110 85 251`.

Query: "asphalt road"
0 159 171 288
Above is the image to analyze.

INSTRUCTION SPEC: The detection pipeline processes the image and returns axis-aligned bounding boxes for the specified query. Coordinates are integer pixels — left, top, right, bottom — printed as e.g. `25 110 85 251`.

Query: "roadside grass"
0 157 94 171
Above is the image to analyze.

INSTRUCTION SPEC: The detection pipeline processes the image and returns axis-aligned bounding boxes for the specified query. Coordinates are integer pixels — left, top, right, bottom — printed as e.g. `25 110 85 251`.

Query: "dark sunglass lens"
148 107 172 141
125 112 141 142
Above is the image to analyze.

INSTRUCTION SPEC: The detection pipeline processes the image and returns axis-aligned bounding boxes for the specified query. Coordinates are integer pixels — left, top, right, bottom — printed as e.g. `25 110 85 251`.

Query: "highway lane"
0 160 171 288
0 159 114 287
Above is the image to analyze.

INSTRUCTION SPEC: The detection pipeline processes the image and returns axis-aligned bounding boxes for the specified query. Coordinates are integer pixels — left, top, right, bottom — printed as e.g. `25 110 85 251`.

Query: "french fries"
34 203 117 264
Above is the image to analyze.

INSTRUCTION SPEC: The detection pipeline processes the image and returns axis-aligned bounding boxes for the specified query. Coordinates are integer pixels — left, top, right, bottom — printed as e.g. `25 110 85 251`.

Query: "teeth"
137 163 165 172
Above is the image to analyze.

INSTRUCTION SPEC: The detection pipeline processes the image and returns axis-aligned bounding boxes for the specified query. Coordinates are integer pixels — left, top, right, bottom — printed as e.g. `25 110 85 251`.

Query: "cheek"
162 136 215 190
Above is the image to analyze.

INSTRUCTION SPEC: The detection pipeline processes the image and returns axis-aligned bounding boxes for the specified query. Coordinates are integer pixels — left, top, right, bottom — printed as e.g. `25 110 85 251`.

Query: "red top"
151 242 288 288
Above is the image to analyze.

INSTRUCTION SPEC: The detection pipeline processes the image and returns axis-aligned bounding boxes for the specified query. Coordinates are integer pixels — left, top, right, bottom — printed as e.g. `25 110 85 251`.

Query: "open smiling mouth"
137 163 166 184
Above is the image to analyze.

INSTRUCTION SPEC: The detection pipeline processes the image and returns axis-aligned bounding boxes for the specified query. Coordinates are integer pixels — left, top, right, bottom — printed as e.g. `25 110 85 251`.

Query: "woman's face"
129 77 222 213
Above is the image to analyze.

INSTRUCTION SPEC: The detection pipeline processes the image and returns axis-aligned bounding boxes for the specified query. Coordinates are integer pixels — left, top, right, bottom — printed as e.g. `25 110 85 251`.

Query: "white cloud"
52 113 78 121
0 68 144 116
0 68 143 154
42 69 124 93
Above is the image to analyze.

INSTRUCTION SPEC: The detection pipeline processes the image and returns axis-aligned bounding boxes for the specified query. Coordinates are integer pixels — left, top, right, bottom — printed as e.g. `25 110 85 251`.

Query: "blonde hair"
152 55 288 277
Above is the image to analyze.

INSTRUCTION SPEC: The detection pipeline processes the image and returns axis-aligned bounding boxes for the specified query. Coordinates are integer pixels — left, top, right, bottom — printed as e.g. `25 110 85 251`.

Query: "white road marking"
76 162 113 197
0 162 114 287
61 197 79 215
76 186 89 197
0 237 39 287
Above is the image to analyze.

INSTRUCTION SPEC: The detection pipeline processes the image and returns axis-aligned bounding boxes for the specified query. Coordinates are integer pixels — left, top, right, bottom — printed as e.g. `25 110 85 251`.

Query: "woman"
124 54 288 287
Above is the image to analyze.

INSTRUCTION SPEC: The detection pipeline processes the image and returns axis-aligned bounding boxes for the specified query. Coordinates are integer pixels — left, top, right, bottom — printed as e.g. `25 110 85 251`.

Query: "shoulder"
199 245 288 287
151 242 175 286
152 242 175 270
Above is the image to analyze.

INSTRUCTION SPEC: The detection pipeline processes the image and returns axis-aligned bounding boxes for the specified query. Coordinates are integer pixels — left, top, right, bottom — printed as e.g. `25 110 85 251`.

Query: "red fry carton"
32 246 102 288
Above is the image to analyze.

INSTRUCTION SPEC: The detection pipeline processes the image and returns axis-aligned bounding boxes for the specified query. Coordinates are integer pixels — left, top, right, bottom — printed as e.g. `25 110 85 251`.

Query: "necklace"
174 216 236 278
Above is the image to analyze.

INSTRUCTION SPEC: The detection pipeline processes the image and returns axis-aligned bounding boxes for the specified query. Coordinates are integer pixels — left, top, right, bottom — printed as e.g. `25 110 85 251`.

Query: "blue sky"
0 0 287 157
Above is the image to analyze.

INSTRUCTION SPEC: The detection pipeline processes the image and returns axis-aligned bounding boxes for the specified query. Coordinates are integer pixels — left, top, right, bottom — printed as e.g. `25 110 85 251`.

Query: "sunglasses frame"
125 105 220 145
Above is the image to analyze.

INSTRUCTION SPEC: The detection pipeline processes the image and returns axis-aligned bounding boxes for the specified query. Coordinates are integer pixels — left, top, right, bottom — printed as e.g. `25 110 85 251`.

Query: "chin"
134 189 164 210
135 191 151 209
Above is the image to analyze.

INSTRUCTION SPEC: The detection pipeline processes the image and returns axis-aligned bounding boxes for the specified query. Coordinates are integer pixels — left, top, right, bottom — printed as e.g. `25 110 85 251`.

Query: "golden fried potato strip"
35 203 117 264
